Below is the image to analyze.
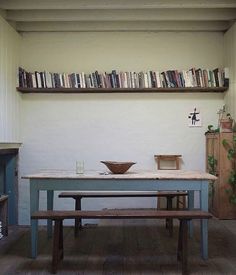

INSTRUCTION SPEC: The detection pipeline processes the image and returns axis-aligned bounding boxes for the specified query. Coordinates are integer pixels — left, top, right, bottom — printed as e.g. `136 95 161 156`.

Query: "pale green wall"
0 16 21 141
224 23 236 118
20 32 224 72
0 13 235 225
19 31 226 224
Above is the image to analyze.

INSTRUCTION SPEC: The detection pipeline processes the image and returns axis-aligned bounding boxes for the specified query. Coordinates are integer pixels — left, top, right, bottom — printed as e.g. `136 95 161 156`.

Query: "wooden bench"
58 191 188 236
31 209 212 275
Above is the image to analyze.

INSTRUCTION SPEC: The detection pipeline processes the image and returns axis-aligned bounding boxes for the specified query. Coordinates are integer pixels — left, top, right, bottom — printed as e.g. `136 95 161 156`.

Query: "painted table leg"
200 181 209 260
47 190 54 238
201 219 208 260
30 183 39 258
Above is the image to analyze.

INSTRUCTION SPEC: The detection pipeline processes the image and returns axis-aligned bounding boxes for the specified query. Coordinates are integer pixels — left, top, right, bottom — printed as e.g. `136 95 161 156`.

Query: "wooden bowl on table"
101 161 136 174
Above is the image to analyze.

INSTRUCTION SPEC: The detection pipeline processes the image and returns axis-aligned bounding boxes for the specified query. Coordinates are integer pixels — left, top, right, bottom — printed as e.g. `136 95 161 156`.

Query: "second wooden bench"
58 191 188 236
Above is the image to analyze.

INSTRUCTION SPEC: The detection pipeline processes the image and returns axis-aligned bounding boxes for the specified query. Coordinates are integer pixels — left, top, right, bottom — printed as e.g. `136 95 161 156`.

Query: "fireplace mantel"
0 143 22 149
0 143 22 155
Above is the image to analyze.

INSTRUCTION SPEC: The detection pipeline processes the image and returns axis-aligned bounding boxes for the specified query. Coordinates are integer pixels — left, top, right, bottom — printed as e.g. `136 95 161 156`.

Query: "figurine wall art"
188 107 202 127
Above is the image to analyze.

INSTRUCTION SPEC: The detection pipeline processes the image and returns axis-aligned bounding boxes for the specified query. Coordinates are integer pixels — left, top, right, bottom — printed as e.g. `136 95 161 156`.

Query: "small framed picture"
188 108 202 127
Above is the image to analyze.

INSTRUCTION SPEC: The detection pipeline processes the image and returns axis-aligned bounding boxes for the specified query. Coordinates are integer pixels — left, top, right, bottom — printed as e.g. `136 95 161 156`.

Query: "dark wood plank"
17 87 227 94
2 218 236 274
102 220 125 275
31 209 212 220
59 191 160 198
58 191 188 198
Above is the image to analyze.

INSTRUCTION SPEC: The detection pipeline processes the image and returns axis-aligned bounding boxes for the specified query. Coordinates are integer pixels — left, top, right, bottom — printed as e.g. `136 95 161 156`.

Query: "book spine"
76 74 81 88
213 68 219 87
111 70 117 88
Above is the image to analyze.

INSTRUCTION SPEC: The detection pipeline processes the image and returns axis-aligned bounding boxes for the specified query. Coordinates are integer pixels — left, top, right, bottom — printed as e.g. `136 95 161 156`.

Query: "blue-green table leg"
47 190 54 238
188 190 194 237
30 183 39 259
200 181 209 260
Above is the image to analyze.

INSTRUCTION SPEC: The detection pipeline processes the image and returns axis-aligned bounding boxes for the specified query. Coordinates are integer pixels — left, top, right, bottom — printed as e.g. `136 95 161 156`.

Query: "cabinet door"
206 132 236 218
206 133 219 215
218 133 236 218
206 133 219 174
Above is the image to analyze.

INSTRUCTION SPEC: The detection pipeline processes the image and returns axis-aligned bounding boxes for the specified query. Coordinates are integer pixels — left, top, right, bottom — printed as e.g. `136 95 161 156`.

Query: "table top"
22 169 217 181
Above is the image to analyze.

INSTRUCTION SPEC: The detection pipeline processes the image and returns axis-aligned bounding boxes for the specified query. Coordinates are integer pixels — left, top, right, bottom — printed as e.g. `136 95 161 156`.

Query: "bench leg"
47 190 54 238
52 220 63 274
157 192 161 209
177 195 187 209
177 219 188 275
59 220 64 260
74 197 82 237
166 196 173 237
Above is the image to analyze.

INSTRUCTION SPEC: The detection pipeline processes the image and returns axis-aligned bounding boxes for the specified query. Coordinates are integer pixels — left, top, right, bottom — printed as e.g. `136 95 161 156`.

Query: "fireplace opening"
0 148 19 225
0 164 6 194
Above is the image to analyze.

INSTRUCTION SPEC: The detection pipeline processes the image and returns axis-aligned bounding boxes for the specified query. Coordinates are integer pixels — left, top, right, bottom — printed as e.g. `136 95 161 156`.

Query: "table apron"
30 179 207 191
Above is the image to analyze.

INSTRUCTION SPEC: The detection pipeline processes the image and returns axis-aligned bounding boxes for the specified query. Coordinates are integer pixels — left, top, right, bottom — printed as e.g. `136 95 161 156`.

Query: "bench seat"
58 191 188 198
32 209 209 220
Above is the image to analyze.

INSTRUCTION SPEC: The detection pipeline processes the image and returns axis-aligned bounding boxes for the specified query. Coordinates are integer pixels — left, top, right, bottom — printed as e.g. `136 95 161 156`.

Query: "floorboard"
0 218 236 274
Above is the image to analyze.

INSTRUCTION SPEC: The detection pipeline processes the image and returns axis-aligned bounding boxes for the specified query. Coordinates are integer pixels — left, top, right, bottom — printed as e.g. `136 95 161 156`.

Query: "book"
35 71 42 88
195 69 202 87
76 74 81 88
18 67 26 87
70 73 77 88
45 71 52 88
161 72 168 88
202 69 208 87
154 71 161 88
81 72 86 88
149 71 156 88
31 73 37 88
111 70 117 88
59 73 64 88
213 68 219 87
190 68 197 87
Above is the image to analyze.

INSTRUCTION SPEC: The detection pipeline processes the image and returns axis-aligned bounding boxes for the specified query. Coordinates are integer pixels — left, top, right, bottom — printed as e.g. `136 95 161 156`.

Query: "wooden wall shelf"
17 87 227 94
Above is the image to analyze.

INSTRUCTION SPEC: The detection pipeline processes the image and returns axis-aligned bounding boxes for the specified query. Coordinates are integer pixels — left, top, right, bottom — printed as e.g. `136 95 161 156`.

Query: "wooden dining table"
23 169 216 260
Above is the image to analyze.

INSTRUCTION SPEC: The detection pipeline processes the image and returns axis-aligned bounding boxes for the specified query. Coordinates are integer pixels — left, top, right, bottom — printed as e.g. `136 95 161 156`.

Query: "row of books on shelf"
18 67 229 89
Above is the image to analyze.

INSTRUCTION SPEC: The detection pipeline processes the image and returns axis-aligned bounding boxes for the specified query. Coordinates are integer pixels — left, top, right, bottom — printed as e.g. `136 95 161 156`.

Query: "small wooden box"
154 155 182 170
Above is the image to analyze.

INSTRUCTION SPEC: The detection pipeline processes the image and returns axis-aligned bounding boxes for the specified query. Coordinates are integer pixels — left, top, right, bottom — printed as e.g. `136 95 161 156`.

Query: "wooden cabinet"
206 133 236 219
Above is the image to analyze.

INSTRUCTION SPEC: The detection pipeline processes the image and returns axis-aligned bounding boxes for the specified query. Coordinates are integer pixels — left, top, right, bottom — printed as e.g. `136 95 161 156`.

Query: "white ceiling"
0 0 236 32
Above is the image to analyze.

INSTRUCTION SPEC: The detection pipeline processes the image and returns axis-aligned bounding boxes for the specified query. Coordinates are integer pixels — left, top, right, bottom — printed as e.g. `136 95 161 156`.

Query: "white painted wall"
0 16 21 141
19 31 225 224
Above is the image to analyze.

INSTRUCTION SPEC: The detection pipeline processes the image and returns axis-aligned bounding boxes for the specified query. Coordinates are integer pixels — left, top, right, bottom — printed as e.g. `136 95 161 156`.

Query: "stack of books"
18 67 229 89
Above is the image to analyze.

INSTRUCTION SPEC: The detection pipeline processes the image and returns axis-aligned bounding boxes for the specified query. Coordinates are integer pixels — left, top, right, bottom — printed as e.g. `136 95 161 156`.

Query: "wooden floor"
0 218 236 274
